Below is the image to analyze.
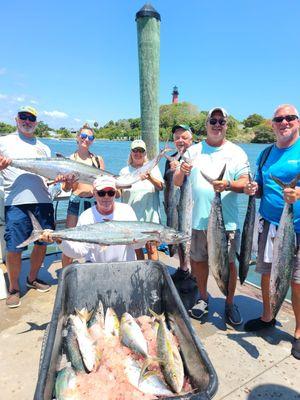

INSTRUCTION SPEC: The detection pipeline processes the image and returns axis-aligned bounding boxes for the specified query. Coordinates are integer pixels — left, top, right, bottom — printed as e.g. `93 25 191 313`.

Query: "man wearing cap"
164 125 195 287
40 176 140 263
0 106 71 308
244 104 300 360
174 107 249 324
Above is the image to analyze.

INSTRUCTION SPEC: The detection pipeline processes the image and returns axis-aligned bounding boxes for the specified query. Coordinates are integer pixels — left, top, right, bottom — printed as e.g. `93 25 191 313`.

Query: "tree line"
0 102 275 143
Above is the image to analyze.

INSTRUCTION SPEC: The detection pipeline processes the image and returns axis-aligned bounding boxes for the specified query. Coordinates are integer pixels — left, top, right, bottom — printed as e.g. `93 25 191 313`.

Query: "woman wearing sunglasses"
119 139 164 260
61 123 104 267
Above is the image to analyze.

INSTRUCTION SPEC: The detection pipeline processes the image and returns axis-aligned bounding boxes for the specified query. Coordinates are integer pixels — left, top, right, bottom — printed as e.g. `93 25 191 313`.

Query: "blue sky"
1 0 299 129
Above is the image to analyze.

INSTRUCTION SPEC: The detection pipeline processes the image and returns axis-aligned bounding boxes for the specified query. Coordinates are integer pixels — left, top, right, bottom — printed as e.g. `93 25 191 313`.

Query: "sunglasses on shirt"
209 118 227 126
132 148 145 153
97 190 116 197
18 113 37 122
80 133 95 141
272 115 299 123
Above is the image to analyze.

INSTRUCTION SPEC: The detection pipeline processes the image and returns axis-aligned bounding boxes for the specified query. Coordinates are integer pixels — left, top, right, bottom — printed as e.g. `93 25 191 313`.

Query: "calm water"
42 139 271 290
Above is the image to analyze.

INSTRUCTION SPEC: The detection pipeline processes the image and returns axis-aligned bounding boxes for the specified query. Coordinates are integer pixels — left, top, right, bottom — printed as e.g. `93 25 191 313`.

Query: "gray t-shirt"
0 132 51 205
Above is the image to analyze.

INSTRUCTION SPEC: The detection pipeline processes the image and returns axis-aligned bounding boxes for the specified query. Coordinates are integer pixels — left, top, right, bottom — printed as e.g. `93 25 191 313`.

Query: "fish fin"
55 152 66 158
16 211 43 248
75 307 93 322
236 252 240 262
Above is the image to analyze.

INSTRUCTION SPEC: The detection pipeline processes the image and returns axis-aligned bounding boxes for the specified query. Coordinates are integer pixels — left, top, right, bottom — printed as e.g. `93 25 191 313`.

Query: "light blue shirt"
256 137 300 232
185 140 249 231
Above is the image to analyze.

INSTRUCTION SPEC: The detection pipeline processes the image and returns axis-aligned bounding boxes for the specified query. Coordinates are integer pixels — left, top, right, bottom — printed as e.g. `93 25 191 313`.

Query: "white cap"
93 176 116 191
206 107 229 121
131 139 146 151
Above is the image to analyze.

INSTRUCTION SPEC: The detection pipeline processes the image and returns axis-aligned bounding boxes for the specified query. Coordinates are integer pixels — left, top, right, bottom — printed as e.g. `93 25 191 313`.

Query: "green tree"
0 122 16 134
243 113 265 128
35 121 51 137
251 123 275 143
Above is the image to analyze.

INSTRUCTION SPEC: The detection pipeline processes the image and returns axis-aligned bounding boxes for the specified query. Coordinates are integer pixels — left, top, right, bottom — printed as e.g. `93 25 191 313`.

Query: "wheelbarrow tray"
35 260 218 399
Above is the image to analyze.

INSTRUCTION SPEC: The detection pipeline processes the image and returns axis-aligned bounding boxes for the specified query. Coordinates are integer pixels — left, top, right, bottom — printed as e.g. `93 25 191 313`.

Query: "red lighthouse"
172 85 179 104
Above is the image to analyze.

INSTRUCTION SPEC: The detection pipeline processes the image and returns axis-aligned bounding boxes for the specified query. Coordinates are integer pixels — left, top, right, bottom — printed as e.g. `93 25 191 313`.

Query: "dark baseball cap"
172 124 193 134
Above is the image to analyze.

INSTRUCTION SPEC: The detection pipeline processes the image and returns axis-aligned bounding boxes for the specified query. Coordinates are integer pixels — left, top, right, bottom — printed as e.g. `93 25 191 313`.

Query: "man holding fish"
40 175 143 262
174 107 249 325
244 104 300 360
0 106 74 308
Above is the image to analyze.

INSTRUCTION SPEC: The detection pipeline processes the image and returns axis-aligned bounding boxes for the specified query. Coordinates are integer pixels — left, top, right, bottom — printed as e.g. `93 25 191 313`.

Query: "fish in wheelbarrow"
17 211 190 248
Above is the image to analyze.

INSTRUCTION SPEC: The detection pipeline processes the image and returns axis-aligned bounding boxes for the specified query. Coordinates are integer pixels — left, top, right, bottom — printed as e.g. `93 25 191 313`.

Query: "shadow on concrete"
246 384 300 399
18 321 49 334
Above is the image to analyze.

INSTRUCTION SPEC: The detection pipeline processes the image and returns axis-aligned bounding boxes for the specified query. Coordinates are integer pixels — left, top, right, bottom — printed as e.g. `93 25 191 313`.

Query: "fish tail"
16 211 43 248
138 356 164 385
149 308 165 322
200 164 226 184
271 173 300 189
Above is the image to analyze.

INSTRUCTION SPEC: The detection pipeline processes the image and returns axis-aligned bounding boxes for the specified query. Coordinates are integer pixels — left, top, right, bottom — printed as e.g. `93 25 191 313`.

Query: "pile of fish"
54 301 191 399
17 212 190 248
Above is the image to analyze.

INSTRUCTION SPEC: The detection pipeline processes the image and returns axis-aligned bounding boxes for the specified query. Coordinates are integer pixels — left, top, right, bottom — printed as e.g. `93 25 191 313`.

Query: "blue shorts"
67 194 95 217
4 203 55 252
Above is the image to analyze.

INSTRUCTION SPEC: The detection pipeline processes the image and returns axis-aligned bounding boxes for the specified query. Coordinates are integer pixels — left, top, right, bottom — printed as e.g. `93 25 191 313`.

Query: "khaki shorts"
190 229 240 263
255 219 300 283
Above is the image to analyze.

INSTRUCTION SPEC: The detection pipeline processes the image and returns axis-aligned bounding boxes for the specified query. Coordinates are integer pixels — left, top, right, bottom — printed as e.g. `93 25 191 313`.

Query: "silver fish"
63 318 86 373
269 174 299 318
120 312 148 357
55 366 79 400
238 172 256 285
178 173 193 268
164 153 181 257
17 211 190 248
104 307 120 337
124 357 174 396
201 165 229 296
69 314 97 372
150 310 184 394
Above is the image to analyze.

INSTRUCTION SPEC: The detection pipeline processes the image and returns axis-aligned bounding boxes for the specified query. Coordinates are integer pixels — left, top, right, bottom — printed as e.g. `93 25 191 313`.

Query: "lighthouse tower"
172 85 179 104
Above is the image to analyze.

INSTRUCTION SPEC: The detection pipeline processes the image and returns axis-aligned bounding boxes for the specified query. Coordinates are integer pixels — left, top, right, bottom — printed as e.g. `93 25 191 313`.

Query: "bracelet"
225 180 231 191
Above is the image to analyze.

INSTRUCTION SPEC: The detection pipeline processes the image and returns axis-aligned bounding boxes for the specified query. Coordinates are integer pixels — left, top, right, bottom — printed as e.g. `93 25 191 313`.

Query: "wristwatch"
225 180 231 191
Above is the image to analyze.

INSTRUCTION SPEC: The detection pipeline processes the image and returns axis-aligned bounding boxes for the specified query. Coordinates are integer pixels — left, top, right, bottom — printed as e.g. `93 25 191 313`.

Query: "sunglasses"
80 133 95 141
272 115 299 123
132 148 145 153
209 118 227 126
97 190 116 197
18 113 37 122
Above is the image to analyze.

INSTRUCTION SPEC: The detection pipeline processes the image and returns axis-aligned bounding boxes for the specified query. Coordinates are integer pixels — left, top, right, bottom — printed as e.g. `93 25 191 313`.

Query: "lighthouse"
172 85 179 104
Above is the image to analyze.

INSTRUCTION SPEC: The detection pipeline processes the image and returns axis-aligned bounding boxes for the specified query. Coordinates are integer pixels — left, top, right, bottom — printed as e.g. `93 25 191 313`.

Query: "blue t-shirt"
256 138 300 232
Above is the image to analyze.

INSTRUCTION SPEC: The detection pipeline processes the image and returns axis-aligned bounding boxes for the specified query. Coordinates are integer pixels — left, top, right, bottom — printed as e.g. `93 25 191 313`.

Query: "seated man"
41 176 141 263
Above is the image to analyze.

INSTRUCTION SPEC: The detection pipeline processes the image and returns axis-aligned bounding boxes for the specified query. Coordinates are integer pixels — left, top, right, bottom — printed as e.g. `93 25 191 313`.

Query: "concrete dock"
0 252 299 399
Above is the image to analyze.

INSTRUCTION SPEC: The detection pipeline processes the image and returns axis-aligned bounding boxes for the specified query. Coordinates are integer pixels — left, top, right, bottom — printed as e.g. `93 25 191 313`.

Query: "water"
42 139 273 291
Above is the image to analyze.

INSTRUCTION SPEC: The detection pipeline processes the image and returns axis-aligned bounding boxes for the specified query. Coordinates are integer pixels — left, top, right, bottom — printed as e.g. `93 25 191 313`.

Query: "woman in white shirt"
119 139 164 260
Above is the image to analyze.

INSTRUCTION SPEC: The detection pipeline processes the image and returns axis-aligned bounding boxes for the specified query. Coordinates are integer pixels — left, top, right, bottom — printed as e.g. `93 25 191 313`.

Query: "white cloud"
30 99 38 105
0 68 7 75
0 93 8 100
43 110 68 119
15 96 25 102
74 118 81 122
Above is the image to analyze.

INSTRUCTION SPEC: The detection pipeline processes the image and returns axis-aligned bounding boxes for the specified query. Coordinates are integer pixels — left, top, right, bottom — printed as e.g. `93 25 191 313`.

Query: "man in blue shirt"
244 104 300 360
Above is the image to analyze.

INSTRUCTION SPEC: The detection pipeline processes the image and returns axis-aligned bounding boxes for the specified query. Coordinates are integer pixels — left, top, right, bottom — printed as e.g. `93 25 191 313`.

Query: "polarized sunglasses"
272 115 299 123
132 148 145 153
209 118 227 126
80 133 95 141
97 190 116 197
18 113 37 122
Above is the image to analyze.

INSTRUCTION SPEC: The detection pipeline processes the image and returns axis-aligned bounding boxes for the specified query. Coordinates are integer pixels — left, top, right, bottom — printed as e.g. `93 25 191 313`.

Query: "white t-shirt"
0 132 51 205
60 202 138 263
119 164 163 223
185 140 249 231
